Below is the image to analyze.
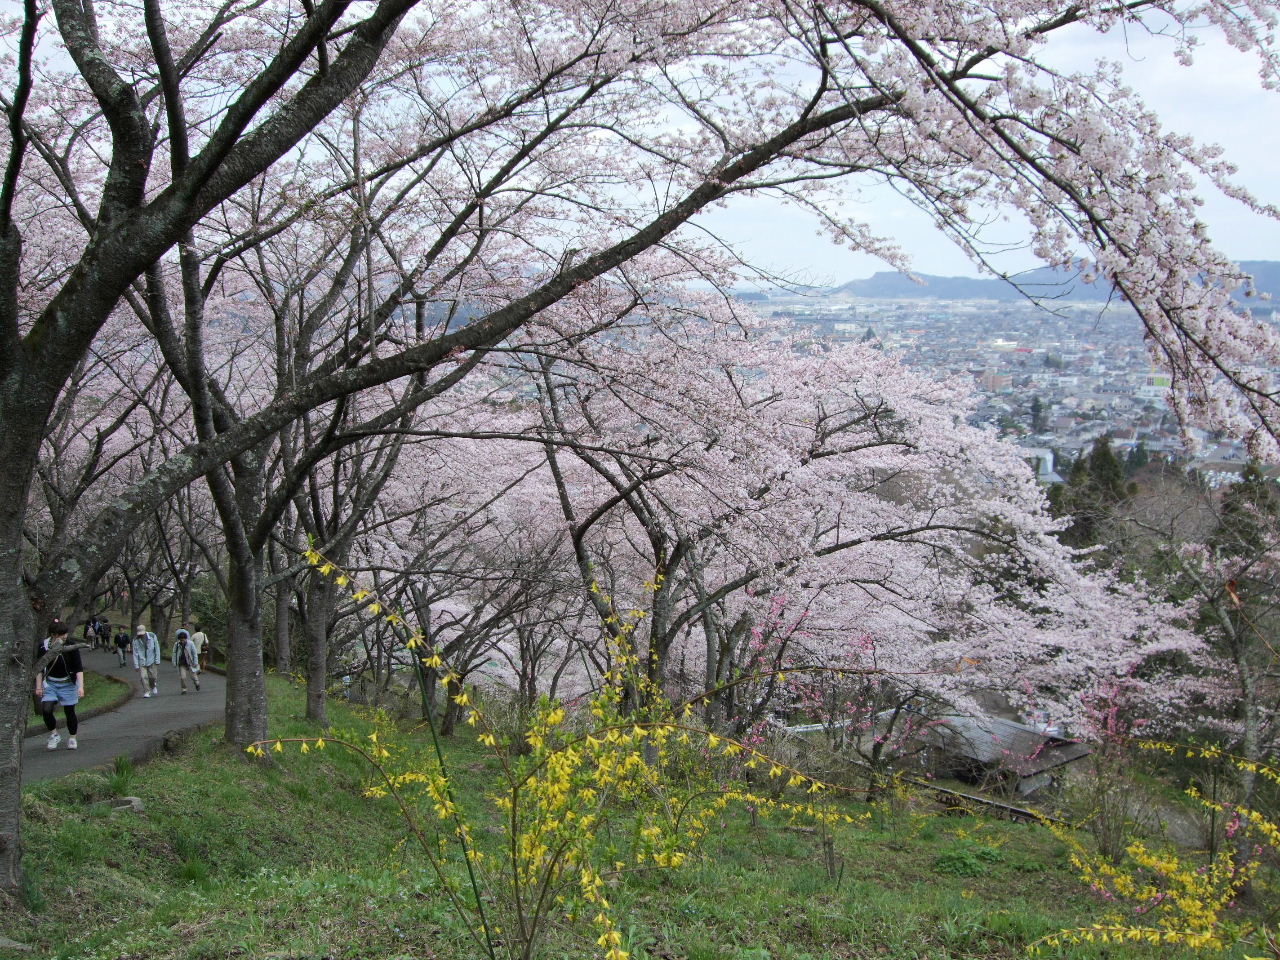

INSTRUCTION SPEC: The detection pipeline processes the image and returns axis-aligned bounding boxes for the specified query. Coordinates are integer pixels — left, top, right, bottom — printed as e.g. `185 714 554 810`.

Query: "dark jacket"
38 637 83 682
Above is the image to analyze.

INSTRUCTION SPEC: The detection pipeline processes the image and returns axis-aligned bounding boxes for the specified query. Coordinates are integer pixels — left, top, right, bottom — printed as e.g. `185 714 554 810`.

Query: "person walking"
114 627 130 667
36 620 84 750
172 628 200 694
190 623 209 671
132 624 161 698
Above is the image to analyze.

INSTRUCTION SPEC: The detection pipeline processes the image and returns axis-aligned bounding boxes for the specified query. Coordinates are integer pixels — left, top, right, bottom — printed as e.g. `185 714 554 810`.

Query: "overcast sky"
697 23 1280 287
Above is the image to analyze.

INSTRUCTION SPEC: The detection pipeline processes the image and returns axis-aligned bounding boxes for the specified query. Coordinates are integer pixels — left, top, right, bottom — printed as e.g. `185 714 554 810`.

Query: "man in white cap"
132 624 161 698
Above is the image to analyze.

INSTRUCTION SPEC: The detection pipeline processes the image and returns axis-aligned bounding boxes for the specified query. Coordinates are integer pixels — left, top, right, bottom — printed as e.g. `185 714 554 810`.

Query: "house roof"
928 714 1091 777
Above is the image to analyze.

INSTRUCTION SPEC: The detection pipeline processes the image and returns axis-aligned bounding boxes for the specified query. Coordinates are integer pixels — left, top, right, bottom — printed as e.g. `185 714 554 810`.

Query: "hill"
827 260 1280 305
2 678 1238 960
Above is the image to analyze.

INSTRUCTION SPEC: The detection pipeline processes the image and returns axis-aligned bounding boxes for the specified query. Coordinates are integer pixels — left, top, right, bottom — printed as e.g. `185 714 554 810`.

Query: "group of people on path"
81 615 113 650
129 623 207 698
36 618 211 751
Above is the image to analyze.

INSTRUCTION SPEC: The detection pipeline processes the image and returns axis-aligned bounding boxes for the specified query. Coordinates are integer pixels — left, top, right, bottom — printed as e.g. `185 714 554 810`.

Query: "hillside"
3 678 1249 960
827 260 1280 304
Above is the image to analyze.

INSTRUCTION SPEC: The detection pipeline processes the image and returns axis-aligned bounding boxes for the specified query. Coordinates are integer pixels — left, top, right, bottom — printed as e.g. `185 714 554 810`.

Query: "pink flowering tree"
526 320 1201 734
3 0 1280 895
332 408 595 731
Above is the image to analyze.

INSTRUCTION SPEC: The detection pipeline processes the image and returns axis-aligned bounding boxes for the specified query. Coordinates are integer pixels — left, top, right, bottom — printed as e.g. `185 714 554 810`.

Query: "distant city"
750 263 1280 488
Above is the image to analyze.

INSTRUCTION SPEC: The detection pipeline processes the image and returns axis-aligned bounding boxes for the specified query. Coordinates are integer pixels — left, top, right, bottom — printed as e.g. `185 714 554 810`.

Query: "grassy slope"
4 679 1250 960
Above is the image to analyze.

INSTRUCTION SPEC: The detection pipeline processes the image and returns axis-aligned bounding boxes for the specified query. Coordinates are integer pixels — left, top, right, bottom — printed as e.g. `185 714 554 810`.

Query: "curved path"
23 646 225 782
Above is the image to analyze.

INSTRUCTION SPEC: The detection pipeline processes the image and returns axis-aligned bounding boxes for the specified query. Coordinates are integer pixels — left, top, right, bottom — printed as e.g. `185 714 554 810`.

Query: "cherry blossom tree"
0 0 436 890
4 0 1280 897
334 414 592 730
290 404 426 727
483 316 1208 772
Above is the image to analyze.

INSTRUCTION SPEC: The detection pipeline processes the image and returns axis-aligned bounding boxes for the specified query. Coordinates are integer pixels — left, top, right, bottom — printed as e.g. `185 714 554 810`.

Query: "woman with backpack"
35 620 84 750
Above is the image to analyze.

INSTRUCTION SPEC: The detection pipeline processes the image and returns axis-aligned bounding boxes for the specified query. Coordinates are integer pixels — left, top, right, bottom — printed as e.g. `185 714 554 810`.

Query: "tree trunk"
441 696 460 736
423 666 440 723
304 576 334 727
275 583 292 672
224 553 268 746
0 358 46 892
0 541 36 893
154 603 173 642
1233 646 1261 885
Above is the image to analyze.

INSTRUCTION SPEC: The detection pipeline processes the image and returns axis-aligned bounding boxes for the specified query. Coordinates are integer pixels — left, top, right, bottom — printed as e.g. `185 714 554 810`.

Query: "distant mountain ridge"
827 260 1280 305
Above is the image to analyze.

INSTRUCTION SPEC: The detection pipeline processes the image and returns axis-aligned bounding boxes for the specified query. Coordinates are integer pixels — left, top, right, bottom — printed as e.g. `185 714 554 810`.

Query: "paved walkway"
24 646 225 782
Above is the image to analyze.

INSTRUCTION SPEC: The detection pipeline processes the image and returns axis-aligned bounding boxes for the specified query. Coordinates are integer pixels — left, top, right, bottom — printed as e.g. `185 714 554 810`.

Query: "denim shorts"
41 678 80 706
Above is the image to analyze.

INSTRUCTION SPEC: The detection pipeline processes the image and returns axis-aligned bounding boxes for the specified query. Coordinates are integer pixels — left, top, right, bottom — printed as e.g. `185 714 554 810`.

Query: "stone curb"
36 720 224 786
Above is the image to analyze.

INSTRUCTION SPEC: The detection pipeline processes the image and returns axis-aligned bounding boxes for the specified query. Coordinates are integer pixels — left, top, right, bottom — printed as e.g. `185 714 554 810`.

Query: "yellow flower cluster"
1188 787 1280 856
245 736 328 759
1041 741 1280 956
291 551 876 960
1049 832 1245 953
1138 739 1280 788
302 544 452 680
1036 923 1225 951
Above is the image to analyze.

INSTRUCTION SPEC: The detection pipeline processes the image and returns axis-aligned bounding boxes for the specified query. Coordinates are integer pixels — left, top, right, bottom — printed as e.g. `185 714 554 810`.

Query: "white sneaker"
151 687 158 697
142 690 152 698
46 732 61 750
67 737 78 750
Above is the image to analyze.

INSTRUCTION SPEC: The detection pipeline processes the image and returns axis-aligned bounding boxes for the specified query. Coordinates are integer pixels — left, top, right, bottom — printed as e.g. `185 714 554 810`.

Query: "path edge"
23 674 133 739
25 719 223 785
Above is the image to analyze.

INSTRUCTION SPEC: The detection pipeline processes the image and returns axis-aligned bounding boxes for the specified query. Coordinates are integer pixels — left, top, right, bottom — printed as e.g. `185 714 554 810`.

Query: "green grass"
30 669 129 722
3 679 1263 960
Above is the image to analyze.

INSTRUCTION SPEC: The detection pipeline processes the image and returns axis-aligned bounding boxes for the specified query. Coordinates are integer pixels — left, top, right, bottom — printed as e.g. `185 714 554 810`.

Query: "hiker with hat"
132 623 161 698
35 620 84 750
172 627 200 694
